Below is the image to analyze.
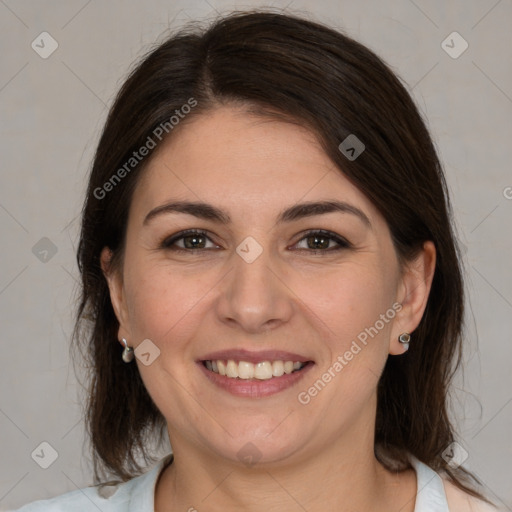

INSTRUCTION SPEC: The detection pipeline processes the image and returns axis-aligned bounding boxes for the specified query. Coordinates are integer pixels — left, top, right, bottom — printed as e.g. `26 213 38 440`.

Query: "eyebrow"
143 199 371 228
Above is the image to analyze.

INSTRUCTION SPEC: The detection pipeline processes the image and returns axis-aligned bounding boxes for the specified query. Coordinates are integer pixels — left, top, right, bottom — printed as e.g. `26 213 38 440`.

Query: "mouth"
197 350 315 398
202 359 311 379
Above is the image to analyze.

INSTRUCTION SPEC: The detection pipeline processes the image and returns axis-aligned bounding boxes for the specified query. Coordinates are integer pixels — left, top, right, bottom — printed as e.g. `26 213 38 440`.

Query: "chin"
200 420 308 467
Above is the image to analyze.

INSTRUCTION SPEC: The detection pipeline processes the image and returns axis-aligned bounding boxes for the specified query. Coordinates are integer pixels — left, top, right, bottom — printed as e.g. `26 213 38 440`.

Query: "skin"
101 105 436 512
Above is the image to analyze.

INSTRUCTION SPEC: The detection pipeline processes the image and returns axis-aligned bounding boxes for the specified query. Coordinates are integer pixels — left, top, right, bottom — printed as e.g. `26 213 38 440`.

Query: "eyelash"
159 229 352 255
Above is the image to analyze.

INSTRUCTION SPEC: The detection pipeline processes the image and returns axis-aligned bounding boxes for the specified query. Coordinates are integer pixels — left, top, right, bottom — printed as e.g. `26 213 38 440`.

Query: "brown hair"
72 9 491 503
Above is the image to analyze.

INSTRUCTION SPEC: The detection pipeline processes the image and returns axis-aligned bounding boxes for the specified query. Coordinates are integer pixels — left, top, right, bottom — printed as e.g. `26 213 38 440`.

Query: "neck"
155 423 417 512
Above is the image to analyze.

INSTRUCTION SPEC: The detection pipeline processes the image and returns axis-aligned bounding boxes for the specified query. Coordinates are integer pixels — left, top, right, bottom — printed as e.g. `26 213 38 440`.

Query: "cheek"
298 264 396 409
296 260 397 349
123 259 212 344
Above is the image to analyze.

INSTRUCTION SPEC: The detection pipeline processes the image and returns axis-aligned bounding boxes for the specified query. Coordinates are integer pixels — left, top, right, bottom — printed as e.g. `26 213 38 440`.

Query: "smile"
203 359 307 380
197 349 315 398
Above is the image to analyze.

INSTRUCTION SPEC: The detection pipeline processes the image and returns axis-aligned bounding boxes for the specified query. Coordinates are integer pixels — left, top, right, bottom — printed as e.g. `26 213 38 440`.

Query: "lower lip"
197 361 314 398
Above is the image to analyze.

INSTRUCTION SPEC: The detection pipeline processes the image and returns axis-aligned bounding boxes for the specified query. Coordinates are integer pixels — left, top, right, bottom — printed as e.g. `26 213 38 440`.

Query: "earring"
121 338 134 363
398 332 411 351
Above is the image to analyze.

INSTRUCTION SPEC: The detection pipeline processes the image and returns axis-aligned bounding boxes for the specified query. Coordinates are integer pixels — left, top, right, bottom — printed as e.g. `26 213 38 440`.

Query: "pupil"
309 235 328 250
185 234 204 249
183 234 330 250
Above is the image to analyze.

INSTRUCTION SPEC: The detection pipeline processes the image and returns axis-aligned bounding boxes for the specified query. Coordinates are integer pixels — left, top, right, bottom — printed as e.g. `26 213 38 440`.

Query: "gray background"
1 0 511 510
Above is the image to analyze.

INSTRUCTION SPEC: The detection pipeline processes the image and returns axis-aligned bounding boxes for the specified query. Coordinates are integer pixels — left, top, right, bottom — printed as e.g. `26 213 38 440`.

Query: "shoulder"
9 453 174 512
8 481 131 512
442 478 500 512
408 455 502 512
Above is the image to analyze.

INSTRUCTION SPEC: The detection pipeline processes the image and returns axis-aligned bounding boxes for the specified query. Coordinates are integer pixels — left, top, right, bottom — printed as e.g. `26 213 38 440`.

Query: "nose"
214 240 294 334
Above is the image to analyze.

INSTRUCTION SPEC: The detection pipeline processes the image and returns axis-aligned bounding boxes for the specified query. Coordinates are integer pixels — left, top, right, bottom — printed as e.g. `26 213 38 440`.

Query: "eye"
160 229 351 254
160 229 220 251
292 230 351 253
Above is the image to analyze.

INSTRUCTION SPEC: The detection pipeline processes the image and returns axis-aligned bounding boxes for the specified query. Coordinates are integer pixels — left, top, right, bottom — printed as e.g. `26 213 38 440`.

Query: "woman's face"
103 105 432 466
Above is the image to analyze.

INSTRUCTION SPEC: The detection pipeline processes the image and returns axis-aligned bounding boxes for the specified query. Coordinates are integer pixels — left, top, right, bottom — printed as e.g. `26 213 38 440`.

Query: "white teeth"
238 361 254 379
226 360 238 378
204 359 306 379
272 360 284 377
254 361 273 380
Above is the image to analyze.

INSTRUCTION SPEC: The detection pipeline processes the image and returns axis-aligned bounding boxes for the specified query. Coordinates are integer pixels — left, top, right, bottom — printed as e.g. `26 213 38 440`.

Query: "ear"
389 241 436 355
100 246 132 344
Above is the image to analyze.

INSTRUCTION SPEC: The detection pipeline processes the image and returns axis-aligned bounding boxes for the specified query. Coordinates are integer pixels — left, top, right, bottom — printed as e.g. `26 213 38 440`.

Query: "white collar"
410 455 450 511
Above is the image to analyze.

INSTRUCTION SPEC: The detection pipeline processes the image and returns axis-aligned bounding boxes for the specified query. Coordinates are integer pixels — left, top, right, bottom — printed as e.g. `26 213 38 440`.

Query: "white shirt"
10 453 497 511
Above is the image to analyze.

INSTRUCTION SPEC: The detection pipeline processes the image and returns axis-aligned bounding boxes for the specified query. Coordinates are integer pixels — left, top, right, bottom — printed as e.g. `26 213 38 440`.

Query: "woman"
14 10 498 512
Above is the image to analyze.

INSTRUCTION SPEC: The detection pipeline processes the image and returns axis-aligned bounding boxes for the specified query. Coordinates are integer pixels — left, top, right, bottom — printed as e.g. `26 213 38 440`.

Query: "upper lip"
199 349 313 364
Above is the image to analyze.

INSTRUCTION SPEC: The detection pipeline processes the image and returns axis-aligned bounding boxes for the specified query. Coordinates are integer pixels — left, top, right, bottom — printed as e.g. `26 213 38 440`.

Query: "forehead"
130 106 383 226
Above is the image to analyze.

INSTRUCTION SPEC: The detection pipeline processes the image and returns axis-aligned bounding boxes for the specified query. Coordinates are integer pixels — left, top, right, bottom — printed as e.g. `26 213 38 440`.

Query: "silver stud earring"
121 338 134 363
398 332 411 351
